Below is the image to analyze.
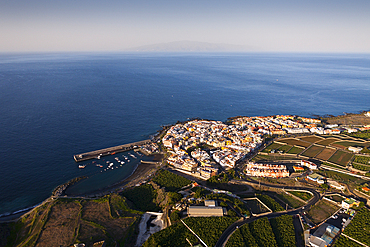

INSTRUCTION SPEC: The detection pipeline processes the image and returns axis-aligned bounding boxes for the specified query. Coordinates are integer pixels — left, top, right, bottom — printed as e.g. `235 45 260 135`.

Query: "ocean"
0 52 369 216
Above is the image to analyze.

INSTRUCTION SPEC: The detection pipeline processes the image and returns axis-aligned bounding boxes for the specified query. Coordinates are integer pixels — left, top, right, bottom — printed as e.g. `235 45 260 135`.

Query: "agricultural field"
306 200 340 224
316 138 341 146
301 145 325 158
315 148 337 161
325 195 344 203
244 198 270 214
256 195 284 212
347 130 370 140
277 145 293 153
353 155 370 165
341 208 370 246
286 146 304 154
152 169 191 191
298 135 324 143
226 215 296 247
334 235 363 247
275 192 305 208
263 142 283 152
226 222 258 247
249 217 278 247
333 141 369 148
183 217 238 247
328 150 354 167
352 163 370 172
287 191 313 201
143 220 198 247
270 215 296 247
317 169 365 184
252 154 300 162
277 138 311 148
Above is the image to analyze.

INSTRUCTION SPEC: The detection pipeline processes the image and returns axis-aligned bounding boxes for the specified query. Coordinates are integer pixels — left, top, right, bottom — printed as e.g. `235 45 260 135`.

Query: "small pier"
73 139 151 162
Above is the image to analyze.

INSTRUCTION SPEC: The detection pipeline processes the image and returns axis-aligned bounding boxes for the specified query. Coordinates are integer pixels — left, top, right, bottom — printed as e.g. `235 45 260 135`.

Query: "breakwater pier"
73 139 151 162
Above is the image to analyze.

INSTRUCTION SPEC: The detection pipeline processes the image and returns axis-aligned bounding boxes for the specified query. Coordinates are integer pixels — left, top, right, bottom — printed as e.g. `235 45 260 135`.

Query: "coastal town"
2 111 370 247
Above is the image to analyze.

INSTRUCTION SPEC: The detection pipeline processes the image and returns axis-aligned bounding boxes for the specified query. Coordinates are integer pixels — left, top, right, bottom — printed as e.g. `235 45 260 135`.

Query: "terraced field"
287 146 304 154
315 148 337 161
328 150 354 167
298 135 324 143
301 145 325 158
278 145 293 153
316 138 340 146
277 138 311 148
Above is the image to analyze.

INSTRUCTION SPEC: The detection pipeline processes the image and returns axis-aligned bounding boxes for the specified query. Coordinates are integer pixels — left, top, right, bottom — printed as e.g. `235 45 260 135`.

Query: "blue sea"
0 52 369 216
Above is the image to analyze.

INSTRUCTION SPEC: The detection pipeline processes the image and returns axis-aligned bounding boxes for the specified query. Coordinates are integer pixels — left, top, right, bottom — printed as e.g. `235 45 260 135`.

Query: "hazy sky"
1 0 370 52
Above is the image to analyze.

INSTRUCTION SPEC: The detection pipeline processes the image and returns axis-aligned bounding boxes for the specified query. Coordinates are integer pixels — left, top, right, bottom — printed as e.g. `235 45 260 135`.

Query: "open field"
333 141 369 148
287 191 313 201
316 138 340 146
315 148 337 161
275 192 305 208
4 195 142 247
328 150 353 167
263 142 283 152
244 199 270 214
306 200 340 224
286 146 304 154
252 154 300 162
323 113 370 125
298 136 324 143
277 145 293 153
325 195 344 203
277 138 311 148
301 145 325 158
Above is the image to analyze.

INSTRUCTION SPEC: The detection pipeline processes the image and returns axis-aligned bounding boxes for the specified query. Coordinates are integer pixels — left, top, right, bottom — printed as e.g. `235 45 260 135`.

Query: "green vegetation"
278 138 311 148
347 130 370 140
333 141 367 148
4 195 142 247
353 155 370 165
307 200 340 224
169 211 181 224
270 215 296 247
249 217 278 247
275 192 304 208
328 150 353 167
152 169 191 191
208 173 230 184
288 191 313 201
334 235 363 247
191 186 211 198
301 145 325 158
184 217 238 247
287 146 304 154
321 162 347 170
342 208 370 246
278 145 293 153
244 199 270 214
352 163 370 172
317 169 364 184
316 138 339 146
206 193 250 216
263 142 283 152
121 184 161 212
256 194 284 212
226 223 258 247
252 154 300 162
143 221 198 247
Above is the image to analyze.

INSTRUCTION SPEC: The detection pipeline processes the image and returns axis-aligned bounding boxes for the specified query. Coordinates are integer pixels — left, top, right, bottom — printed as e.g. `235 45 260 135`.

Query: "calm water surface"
0 52 369 215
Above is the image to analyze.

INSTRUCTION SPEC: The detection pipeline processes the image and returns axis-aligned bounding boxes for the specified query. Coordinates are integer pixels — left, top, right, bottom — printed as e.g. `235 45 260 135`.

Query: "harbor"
73 139 151 162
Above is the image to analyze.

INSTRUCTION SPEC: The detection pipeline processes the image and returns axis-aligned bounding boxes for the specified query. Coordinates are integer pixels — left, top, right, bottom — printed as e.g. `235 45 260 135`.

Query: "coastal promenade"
73 139 151 162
